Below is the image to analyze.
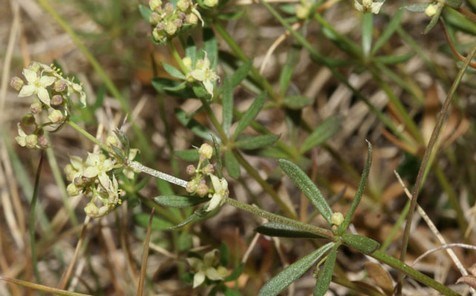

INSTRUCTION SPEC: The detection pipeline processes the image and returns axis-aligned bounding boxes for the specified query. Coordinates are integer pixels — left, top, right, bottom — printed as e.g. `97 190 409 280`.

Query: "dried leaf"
456 275 476 289
365 262 394 295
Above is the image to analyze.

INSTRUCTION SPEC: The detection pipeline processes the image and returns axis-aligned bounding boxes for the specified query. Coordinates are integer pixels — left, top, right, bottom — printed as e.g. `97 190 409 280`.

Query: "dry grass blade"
0 276 92 296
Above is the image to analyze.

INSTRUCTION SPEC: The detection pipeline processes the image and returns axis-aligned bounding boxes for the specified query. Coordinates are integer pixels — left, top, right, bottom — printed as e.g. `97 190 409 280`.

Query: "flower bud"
165 22 178 35
48 109 65 123
25 134 38 149
202 164 214 175
67 183 80 196
54 80 67 92
177 0 190 11
30 102 43 114
204 0 218 7
331 212 344 226
186 164 196 175
186 179 199 193
37 135 48 148
198 143 213 160
150 12 162 25
84 202 99 217
186 13 199 25
196 183 209 197
164 3 174 14
10 76 24 91
51 95 64 106
425 3 438 17
149 0 162 11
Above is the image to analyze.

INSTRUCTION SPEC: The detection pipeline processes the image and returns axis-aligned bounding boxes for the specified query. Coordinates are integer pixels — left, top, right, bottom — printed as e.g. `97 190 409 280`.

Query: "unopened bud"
186 180 199 193
54 80 67 92
331 212 344 226
25 134 38 149
48 109 65 123
10 76 24 91
51 94 64 106
149 0 162 11
202 164 214 175
196 183 209 197
186 13 198 25
425 3 438 17
37 135 48 149
177 0 190 11
204 0 218 7
186 164 196 175
165 22 178 35
198 143 213 160
67 183 80 196
30 102 43 114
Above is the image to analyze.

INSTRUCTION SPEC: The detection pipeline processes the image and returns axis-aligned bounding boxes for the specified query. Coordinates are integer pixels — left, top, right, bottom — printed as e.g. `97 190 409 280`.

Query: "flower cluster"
187 249 228 288
186 143 228 212
149 0 203 43
182 55 219 97
353 0 384 14
11 62 86 149
65 133 139 218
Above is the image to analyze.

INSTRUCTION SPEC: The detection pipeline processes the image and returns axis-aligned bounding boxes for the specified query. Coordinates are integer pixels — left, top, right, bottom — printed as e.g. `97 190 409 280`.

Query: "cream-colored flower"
83 152 115 188
18 66 56 106
206 174 228 212
354 0 384 14
185 55 219 97
187 250 228 288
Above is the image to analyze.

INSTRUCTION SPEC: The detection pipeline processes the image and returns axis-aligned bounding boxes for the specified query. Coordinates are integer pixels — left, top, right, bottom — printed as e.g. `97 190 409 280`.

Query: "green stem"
67 121 106 150
232 150 297 219
371 250 459 296
398 45 476 289
224 197 333 239
30 151 45 283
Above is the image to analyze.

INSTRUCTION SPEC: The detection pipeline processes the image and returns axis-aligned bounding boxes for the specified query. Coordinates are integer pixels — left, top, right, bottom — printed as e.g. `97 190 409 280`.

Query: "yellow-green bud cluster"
11 62 87 149
148 0 203 43
186 143 228 211
295 0 313 19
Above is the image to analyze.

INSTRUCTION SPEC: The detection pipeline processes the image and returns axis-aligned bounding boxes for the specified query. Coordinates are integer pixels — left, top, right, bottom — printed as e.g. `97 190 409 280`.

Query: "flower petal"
37 88 51 105
39 75 56 87
193 272 206 288
18 85 36 97
23 68 38 83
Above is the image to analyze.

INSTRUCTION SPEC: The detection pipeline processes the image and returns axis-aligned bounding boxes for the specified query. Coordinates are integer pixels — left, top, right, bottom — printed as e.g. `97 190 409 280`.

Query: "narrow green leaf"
372 9 403 55
133 213 173 230
234 134 279 150
374 53 413 65
258 243 334 296
233 92 266 139
138 4 152 22
256 222 322 239
283 95 311 110
300 116 340 154
424 9 442 34
403 3 428 12
279 45 300 95
162 63 185 79
278 159 333 225
314 243 339 296
230 60 252 88
222 78 233 134
224 150 240 178
174 149 200 162
203 28 218 68
340 141 372 232
168 208 209 230
444 7 476 35
154 195 206 208
342 233 380 254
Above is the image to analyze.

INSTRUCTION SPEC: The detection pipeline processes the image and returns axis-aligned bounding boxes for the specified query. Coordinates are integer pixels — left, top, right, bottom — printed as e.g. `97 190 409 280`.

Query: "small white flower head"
187 249 228 288
331 212 344 226
184 53 219 97
206 174 228 212
83 152 116 188
18 64 57 106
354 0 384 14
